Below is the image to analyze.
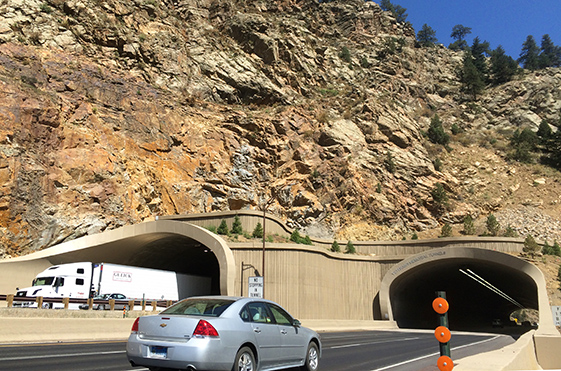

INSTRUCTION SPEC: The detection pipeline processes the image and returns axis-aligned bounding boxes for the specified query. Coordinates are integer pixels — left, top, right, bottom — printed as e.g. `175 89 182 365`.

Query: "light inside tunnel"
459 268 523 309
389 258 538 332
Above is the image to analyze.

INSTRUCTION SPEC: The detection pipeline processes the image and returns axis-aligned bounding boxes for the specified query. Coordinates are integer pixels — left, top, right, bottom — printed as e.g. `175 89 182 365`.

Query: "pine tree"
518 35 540 70
490 45 518 85
331 240 340 252
427 114 450 146
538 34 561 68
471 37 490 83
231 215 243 235
541 130 561 170
345 241 356 254
542 241 552 255
463 215 476 235
430 183 449 211
461 52 485 100
486 214 500 236
553 241 561 257
537 120 552 142
252 222 264 239
217 220 229 235
379 0 407 23
449 24 472 51
417 24 438 47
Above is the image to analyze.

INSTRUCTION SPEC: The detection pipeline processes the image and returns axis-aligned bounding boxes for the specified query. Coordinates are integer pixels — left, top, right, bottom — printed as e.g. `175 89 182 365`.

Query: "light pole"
261 195 274 299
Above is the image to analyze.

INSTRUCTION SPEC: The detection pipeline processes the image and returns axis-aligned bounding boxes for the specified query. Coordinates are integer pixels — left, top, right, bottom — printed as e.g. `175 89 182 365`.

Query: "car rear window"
162 298 235 317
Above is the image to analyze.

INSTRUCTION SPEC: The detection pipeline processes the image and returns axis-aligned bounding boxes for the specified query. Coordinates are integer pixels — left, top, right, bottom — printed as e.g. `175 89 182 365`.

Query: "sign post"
248 276 264 298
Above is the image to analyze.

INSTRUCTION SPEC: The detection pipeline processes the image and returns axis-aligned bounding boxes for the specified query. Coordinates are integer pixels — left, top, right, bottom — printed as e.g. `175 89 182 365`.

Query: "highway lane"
0 330 513 371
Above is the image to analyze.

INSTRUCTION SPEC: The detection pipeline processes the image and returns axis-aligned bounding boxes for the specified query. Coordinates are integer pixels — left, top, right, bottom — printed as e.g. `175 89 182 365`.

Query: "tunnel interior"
71 234 222 295
390 258 538 332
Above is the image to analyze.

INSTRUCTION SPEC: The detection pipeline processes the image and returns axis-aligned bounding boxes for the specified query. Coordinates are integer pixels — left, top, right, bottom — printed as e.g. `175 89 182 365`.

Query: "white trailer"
14 262 211 309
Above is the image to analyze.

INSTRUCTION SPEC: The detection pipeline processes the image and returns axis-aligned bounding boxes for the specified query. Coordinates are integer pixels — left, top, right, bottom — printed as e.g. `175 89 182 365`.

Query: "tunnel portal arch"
0 220 236 297
379 247 555 332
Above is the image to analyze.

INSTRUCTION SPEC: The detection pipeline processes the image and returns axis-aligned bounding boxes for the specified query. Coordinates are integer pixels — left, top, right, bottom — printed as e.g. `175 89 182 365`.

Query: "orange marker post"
433 291 452 371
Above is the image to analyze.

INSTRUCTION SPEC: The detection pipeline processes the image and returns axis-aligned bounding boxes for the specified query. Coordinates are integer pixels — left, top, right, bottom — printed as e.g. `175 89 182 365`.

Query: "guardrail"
0 294 175 311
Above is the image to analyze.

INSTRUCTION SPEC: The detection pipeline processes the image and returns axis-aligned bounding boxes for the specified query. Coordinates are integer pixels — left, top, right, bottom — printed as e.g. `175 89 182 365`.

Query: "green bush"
523 235 540 256
339 47 351 63
504 225 518 237
411 233 419 240
206 225 217 234
440 223 453 238
290 230 302 243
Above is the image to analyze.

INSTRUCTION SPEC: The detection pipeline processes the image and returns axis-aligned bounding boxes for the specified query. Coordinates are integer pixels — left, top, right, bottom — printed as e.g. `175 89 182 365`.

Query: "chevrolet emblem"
160 323 167 328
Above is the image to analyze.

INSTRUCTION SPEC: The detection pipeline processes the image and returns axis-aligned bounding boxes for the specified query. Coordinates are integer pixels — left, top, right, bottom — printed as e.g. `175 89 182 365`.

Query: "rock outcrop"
0 0 560 257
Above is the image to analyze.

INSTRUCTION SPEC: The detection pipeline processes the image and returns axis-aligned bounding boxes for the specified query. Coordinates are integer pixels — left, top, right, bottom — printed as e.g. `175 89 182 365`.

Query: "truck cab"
14 262 93 308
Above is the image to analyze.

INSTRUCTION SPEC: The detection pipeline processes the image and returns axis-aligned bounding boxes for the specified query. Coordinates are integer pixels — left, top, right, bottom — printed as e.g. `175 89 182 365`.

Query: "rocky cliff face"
0 0 560 257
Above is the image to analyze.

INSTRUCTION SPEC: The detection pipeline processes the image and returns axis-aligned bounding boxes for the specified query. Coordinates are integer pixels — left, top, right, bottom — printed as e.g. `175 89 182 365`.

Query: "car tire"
301 342 319 371
232 346 256 371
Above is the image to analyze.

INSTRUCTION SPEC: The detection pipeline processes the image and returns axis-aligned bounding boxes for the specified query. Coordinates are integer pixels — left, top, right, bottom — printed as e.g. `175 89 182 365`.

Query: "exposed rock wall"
0 0 560 257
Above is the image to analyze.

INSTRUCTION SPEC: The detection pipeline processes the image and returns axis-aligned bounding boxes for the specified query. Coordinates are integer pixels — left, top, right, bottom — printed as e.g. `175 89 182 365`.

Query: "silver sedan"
126 296 321 371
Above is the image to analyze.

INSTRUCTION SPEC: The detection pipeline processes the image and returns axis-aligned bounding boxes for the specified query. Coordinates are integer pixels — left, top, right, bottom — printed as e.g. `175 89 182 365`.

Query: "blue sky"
378 0 561 59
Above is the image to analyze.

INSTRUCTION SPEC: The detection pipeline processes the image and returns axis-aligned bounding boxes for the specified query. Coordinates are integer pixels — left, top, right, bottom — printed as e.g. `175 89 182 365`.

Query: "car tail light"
131 317 140 333
193 320 219 338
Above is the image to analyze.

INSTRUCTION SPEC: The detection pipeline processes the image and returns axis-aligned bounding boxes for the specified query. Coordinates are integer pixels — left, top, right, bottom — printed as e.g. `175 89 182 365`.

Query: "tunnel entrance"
121 235 222 295
379 248 543 333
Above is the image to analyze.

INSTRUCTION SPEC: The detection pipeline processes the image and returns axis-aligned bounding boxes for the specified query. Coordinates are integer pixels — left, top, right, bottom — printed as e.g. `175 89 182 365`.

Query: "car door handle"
254 328 261 333
280 329 287 335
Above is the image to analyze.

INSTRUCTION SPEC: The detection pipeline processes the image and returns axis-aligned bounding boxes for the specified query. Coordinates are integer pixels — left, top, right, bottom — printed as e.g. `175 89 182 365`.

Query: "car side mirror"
293 319 301 327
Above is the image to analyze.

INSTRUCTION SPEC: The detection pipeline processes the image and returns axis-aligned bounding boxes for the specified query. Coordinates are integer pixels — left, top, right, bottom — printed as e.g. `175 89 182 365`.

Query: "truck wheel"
42 303 52 309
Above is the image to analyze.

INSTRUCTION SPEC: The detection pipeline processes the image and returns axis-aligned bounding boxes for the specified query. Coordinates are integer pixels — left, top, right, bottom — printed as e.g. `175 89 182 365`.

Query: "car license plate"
150 346 168 359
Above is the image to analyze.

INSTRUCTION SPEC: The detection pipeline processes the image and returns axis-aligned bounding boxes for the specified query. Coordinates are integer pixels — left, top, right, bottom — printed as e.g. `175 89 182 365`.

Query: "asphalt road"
0 330 513 371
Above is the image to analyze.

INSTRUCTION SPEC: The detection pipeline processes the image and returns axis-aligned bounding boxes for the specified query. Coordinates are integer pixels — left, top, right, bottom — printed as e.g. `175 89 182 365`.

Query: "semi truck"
14 262 211 309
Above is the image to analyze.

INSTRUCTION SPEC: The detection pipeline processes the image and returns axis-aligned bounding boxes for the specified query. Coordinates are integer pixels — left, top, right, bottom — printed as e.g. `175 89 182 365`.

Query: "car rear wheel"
301 342 319 371
233 346 255 371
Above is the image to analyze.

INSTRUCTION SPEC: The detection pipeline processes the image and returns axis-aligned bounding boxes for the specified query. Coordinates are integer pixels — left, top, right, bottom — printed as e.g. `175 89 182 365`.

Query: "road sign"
553 306 561 327
248 276 264 298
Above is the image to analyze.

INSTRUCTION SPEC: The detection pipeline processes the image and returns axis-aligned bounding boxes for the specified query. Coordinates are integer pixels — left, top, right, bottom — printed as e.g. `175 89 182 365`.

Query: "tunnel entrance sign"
553 306 561 327
249 276 264 298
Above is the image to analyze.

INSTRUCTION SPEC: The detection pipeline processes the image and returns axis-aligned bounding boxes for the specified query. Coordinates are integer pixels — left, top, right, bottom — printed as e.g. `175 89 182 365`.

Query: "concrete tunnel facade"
0 215 556 335
379 247 556 332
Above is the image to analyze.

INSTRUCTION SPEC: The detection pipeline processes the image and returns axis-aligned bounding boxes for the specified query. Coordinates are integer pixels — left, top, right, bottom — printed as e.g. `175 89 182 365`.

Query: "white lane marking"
329 337 420 349
0 350 126 361
369 335 501 371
